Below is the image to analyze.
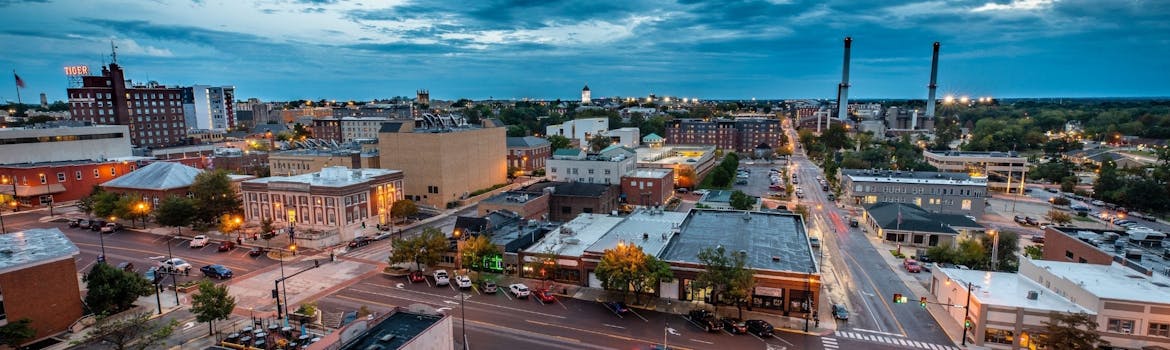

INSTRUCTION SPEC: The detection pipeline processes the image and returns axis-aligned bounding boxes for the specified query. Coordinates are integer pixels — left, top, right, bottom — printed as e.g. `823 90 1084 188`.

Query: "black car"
745 319 774 337
687 309 720 332
720 317 747 334
200 264 234 279
90 220 107 231
248 246 266 257
832 304 850 320
604 301 629 315
68 219 82 228
348 236 372 248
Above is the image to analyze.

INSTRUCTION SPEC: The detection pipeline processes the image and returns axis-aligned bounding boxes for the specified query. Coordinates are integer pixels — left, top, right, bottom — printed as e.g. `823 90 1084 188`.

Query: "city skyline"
2 0 1169 102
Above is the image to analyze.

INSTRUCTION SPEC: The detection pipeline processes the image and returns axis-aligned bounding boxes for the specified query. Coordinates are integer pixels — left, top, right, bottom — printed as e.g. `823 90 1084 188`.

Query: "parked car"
100 222 123 233
1091 200 1106 206
248 246 266 257
89 220 107 231
68 218 82 228
190 235 210 248
1045 187 1058 193
903 258 922 273
533 289 557 303
217 241 235 252
1030 234 1046 243
373 232 393 241
348 236 372 248
832 304 850 320
455 275 472 289
1025 217 1039 226
849 218 859 227
809 237 821 249
720 317 748 334
116 262 135 272
827 193 836 201
433 270 450 286
200 264 234 279
158 258 192 274
408 271 426 283
1014 215 1028 224
509 283 531 298
604 301 629 314
480 281 498 294
745 319 774 337
687 309 720 332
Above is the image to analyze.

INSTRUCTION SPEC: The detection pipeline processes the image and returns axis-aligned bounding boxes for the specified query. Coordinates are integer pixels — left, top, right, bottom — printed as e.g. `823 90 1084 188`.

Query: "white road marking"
688 339 713 344
602 324 625 329
855 328 905 337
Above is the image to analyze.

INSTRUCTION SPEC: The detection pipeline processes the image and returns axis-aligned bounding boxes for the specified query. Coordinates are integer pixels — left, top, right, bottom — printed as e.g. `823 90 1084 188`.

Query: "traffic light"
964 316 973 328
272 289 279 298
920 297 928 309
893 293 905 303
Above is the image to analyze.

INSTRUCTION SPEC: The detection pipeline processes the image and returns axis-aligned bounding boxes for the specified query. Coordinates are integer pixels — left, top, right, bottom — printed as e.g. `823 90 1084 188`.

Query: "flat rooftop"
0 228 80 274
699 190 734 203
525 214 625 257
938 268 1089 313
246 166 400 187
585 209 688 257
340 311 444 350
635 145 713 166
481 191 544 205
1030 259 1170 304
842 169 986 186
1049 226 1170 277
661 209 815 273
625 168 672 179
925 150 1026 159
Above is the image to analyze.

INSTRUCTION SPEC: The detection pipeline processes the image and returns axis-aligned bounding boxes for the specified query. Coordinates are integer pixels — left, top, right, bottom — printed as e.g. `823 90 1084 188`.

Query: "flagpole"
12 70 22 117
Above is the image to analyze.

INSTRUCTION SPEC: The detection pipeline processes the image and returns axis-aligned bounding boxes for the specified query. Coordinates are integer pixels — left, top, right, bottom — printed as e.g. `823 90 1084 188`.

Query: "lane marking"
524 320 696 350
343 284 566 319
855 328 905 337
602 323 625 329
688 339 713 344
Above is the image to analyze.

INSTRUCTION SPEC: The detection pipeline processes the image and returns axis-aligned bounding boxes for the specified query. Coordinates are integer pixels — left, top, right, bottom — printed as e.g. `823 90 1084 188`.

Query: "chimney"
925 42 940 121
836 37 852 123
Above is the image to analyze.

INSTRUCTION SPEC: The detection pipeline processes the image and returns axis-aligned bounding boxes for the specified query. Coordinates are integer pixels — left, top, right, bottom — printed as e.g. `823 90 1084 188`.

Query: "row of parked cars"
685 309 775 337
68 218 123 233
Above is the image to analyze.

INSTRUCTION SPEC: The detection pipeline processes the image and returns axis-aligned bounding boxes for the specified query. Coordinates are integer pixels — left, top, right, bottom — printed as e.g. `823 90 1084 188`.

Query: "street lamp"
804 264 814 332
989 230 1000 271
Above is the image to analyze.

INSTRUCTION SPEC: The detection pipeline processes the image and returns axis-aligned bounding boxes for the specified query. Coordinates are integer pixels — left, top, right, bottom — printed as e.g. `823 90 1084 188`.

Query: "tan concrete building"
269 149 380 176
378 116 506 208
924 150 1028 193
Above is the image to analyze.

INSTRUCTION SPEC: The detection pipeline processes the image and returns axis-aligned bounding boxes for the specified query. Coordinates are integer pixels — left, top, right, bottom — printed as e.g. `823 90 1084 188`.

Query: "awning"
0 184 67 197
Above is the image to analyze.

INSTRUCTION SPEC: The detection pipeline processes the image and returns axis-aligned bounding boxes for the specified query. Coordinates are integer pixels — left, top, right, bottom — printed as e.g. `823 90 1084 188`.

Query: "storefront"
752 286 785 311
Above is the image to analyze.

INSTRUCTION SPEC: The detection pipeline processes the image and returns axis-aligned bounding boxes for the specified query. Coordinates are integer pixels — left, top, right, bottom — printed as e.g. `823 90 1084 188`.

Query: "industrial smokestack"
836 37 852 124
925 42 940 123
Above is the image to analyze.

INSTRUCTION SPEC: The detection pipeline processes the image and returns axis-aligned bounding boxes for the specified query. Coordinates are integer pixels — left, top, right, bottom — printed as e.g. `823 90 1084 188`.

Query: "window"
961 199 972 210
57 172 66 182
1150 322 1170 337
39 174 47 184
1065 250 1074 259
984 328 1014 344
561 206 571 214
93 169 100 178
587 169 594 174
110 167 117 176
76 171 82 180
1107 318 1135 334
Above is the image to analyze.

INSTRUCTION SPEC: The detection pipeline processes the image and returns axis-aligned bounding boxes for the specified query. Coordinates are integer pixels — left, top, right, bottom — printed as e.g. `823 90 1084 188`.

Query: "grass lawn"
1072 215 1095 222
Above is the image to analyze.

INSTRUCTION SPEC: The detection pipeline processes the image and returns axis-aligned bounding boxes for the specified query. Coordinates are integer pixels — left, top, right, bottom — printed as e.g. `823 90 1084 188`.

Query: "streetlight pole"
990 230 1000 271
804 266 812 332
961 282 973 346
460 289 467 350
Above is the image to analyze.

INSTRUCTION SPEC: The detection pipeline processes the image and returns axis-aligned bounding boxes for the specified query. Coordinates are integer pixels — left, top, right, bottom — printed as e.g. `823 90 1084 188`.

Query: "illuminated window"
961 200 972 210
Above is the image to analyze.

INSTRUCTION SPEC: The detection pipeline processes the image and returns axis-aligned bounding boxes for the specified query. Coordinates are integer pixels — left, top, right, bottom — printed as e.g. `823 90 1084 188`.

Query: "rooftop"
938 268 1090 313
842 169 985 186
1030 259 1170 304
865 202 980 234
661 209 815 273
625 168 672 179
338 310 445 350
0 228 81 274
506 136 550 148
699 190 734 203
585 209 688 257
101 161 202 190
521 181 615 198
635 145 714 165
245 166 401 187
481 191 545 205
1048 226 1170 276
925 150 1026 159
525 214 625 257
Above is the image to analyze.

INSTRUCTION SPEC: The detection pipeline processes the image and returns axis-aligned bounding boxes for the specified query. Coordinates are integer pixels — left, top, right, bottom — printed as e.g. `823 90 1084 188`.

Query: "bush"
889 250 906 259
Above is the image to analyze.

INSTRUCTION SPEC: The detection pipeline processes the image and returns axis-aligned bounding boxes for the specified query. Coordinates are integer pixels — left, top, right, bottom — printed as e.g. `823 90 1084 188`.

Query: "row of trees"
79 170 243 232
925 232 1020 272
705 152 740 188
931 100 1170 152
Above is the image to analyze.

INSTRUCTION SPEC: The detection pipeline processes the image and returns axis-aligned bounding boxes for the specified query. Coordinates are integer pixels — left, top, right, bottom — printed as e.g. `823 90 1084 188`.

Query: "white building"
183 85 236 131
546 117 608 148
581 84 591 104
601 127 640 148
931 258 1170 349
340 117 390 142
0 124 131 165
547 146 636 185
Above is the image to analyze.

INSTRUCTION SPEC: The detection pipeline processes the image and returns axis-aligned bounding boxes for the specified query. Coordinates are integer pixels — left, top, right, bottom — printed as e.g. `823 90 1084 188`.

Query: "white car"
190 235 210 248
158 258 192 273
433 270 450 286
509 283 531 298
455 275 472 289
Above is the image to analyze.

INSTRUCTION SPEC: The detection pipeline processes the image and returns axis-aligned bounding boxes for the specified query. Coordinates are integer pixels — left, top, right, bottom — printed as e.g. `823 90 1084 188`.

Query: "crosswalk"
827 330 961 350
342 242 394 263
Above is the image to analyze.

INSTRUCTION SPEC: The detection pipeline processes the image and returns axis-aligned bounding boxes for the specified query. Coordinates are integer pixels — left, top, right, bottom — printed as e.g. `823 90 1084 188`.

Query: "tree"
292 123 310 139
588 134 613 152
83 263 154 316
460 234 500 271
78 185 104 219
191 280 236 336
155 196 197 236
1037 312 1108 350
1093 160 1122 201
547 135 572 150
694 246 753 317
982 231 1020 272
387 227 449 271
1060 176 1078 193
91 191 120 219
709 167 732 188
0 318 36 348
1047 209 1072 226
820 123 853 151
80 311 177 350
390 199 418 224
729 190 755 210
189 170 242 224
594 243 674 304
676 167 697 190
524 246 561 290
218 213 242 235
260 218 275 236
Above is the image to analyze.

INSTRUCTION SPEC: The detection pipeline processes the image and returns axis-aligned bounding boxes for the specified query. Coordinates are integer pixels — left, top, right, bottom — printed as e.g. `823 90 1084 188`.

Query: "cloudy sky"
2 0 1168 102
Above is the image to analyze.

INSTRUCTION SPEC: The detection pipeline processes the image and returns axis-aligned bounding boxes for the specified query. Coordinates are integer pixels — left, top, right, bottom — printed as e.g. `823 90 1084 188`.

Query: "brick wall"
1041 227 1114 265
0 258 83 343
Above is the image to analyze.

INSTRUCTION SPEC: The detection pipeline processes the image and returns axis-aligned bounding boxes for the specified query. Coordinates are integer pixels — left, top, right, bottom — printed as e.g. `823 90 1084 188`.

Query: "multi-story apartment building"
546 118 608 149
240 166 404 247
840 169 989 217
181 85 235 131
665 118 782 153
66 63 187 148
312 117 390 143
924 150 1028 194
546 146 636 185
269 148 380 176
0 229 84 347
506 136 551 175
377 116 506 208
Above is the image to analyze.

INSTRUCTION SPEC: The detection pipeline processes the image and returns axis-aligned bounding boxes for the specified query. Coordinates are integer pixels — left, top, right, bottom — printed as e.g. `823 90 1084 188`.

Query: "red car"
533 289 557 304
218 241 236 252
408 271 426 283
903 258 922 273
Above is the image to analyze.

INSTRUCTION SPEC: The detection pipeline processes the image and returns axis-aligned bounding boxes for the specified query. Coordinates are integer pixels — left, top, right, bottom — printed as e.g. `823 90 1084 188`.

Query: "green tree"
260 218 275 236
391 199 419 224
155 196 197 236
191 280 237 336
588 134 613 152
387 227 449 271
77 185 105 219
729 190 755 210
709 167 732 188
91 191 120 219
1060 176 1078 193
694 246 753 316
190 170 242 224
1024 245 1044 260
983 231 1020 271
460 234 500 271
932 116 961 150
83 263 153 315
292 123 310 139
1037 312 1108 350
1093 160 1122 201
1047 210 1072 225
820 123 853 151
547 135 572 150
80 311 177 350
0 318 36 348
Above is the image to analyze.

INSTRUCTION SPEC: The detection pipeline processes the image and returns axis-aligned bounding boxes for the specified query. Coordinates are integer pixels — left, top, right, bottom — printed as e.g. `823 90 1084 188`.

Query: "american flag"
13 72 25 88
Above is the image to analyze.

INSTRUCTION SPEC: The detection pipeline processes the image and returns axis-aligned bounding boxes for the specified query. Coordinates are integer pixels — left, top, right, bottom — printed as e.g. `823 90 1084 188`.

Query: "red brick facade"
621 170 674 206
477 192 550 220
67 63 188 149
1041 227 1115 265
1 161 139 209
0 258 84 343
507 143 551 174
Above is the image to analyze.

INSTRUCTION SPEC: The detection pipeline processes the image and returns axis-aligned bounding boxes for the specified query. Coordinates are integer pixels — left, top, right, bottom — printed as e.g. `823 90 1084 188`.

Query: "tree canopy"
83 263 154 316
189 170 242 224
80 311 177 350
694 246 755 318
460 234 500 271
729 191 755 210
594 243 673 304
191 280 237 336
387 227 449 271
1037 312 1108 350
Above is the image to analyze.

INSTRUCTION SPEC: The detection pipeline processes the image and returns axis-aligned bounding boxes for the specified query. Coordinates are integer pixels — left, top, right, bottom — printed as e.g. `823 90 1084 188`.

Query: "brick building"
0 124 145 208
621 168 674 206
665 118 782 153
477 191 550 220
518 181 619 222
100 162 202 205
840 169 989 217
67 63 188 149
378 116 506 208
506 136 551 175
0 229 83 346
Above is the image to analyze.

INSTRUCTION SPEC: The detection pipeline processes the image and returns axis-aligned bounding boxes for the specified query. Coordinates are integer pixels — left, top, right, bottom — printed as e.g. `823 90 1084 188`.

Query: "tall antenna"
110 40 119 64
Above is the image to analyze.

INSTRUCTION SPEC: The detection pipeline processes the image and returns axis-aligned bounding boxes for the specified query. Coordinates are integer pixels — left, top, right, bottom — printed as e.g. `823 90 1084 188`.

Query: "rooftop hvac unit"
1026 291 1039 300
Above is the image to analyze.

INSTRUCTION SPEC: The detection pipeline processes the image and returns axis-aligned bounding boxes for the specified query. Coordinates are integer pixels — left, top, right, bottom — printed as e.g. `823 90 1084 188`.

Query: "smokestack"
837 37 852 123
925 42 940 121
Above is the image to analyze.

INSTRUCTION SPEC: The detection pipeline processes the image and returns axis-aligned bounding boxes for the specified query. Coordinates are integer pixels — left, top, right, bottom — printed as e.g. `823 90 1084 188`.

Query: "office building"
924 150 1028 193
377 115 506 208
518 181 619 222
477 190 550 220
181 85 236 131
66 63 188 148
860 202 983 248
634 144 718 186
840 169 989 217
546 118 608 149
269 148 380 177
312 117 391 143
600 127 640 148
0 229 84 346
547 146 636 185
621 168 674 206
506 136 551 175
665 118 783 153
0 124 146 208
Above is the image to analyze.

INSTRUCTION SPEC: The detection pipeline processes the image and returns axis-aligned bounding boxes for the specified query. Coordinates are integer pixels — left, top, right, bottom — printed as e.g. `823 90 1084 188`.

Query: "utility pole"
961 282 973 346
